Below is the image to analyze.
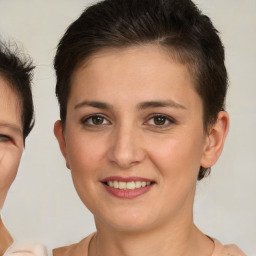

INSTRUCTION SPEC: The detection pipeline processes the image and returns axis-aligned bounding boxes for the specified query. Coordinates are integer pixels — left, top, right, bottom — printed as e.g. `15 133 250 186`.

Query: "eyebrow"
137 100 186 110
74 99 186 111
74 101 113 110
0 122 22 135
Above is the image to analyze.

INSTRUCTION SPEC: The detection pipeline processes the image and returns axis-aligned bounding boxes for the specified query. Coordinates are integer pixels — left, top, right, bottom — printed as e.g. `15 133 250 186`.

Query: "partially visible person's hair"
54 0 228 180
0 40 35 141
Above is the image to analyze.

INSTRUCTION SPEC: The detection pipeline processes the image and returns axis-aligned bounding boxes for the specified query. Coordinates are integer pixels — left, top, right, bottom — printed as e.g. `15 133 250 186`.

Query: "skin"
55 45 229 256
0 76 23 210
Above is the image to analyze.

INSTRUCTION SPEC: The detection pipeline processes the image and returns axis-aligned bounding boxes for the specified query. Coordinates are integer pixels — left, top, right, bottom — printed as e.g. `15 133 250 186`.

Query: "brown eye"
146 114 175 128
82 114 110 126
153 116 166 125
92 116 104 125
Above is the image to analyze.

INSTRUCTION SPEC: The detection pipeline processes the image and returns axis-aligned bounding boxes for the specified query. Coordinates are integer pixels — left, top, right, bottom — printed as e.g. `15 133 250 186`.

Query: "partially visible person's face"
55 45 228 232
0 77 23 210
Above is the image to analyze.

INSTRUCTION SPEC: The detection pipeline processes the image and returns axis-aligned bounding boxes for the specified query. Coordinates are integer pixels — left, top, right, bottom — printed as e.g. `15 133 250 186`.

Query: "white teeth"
135 181 141 188
106 180 152 190
113 181 119 188
119 181 126 189
127 181 135 190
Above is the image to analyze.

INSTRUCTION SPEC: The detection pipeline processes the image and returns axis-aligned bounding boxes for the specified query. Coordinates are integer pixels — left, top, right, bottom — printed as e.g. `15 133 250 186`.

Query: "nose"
107 124 146 169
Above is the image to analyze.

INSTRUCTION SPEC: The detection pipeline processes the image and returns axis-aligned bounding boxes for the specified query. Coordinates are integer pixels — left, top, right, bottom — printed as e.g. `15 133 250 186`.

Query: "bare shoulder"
222 244 246 256
212 239 246 256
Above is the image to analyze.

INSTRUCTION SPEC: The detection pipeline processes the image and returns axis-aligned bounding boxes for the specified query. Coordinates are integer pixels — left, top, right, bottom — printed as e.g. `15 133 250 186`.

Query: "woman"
53 0 245 255
0 41 47 256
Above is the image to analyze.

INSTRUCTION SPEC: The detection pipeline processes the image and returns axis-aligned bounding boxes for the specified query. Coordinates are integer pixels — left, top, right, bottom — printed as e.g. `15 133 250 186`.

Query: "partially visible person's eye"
81 114 111 127
145 114 175 128
0 134 12 142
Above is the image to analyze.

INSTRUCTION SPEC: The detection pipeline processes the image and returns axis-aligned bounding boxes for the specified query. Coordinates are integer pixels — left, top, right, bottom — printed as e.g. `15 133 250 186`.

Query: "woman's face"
55 45 222 231
0 77 23 210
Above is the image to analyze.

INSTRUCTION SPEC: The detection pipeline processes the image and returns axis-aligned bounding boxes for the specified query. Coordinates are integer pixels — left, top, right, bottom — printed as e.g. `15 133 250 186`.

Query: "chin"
95 208 158 233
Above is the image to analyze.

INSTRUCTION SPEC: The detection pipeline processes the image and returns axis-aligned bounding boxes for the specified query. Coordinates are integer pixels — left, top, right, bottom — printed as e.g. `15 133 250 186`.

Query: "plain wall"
0 0 255 255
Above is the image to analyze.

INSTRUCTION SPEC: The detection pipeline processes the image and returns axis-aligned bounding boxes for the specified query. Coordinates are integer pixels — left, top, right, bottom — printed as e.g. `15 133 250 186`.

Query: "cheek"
148 132 204 181
0 148 22 204
145 134 204 215
65 133 108 212
65 133 107 181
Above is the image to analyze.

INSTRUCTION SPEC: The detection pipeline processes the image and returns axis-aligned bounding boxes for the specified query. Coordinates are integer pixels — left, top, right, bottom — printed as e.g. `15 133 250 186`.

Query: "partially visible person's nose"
107 123 146 169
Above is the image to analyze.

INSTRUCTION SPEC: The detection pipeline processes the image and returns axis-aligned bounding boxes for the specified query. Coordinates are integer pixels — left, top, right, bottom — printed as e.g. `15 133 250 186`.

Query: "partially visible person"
0 40 47 256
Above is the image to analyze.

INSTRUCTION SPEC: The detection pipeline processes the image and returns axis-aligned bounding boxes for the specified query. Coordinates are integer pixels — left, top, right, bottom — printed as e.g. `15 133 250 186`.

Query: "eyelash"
0 134 12 142
145 114 176 128
81 113 175 128
81 114 111 127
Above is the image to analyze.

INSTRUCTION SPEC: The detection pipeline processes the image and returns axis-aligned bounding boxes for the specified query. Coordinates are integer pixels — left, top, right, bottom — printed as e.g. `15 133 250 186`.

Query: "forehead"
0 76 22 133
70 45 197 102
79 45 193 75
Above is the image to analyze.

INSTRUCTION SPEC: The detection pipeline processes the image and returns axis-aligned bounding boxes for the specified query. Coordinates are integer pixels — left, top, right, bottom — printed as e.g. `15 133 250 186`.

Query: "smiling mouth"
104 180 153 190
101 177 155 199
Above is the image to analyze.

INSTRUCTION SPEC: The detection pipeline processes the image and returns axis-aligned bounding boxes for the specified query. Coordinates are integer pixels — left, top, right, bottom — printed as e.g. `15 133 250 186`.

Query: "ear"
54 120 70 169
200 111 229 168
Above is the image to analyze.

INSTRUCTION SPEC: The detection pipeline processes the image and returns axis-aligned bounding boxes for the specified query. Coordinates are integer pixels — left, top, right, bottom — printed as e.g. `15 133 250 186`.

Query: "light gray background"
0 0 255 255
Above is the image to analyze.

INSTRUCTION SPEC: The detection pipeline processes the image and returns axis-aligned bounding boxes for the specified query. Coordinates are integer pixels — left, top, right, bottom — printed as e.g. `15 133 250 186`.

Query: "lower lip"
102 183 154 199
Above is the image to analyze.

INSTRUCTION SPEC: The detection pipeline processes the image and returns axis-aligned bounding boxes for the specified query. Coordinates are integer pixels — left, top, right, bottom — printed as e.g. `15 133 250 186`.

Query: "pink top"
53 233 246 256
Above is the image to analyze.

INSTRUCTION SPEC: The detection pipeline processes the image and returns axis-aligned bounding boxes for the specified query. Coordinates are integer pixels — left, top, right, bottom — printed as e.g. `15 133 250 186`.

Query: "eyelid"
81 113 111 126
0 134 12 142
144 113 176 127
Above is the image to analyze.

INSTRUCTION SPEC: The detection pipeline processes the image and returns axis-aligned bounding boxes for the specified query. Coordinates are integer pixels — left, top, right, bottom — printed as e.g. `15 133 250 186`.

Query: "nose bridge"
108 121 144 168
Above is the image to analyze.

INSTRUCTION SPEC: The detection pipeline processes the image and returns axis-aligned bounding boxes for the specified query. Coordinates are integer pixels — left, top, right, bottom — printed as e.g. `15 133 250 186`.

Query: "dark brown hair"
54 0 228 179
0 41 35 141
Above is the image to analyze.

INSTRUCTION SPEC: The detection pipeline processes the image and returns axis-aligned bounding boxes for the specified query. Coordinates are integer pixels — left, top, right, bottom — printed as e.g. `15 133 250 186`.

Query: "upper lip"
101 176 154 183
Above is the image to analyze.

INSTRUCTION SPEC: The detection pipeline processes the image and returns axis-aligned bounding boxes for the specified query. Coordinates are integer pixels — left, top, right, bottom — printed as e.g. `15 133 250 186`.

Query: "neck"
90 214 214 256
0 216 13 255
